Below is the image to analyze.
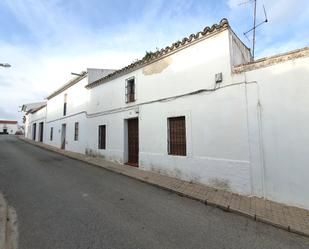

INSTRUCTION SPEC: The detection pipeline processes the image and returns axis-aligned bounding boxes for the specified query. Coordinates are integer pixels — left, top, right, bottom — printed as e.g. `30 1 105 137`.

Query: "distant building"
22 102 47 141
22 19 309 210
0 120 18 134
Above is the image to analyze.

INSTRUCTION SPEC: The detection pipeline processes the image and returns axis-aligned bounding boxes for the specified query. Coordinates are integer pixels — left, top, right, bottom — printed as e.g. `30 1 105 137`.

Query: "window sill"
168 154 187 157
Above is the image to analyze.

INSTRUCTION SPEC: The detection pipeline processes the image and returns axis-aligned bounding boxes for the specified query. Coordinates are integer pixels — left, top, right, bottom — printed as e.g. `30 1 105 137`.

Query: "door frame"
125 118 139 167
32 123 37 141
39 122 44 142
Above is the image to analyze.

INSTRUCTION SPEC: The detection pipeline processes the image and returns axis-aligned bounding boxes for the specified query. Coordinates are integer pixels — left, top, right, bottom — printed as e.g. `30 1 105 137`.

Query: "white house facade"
232 49 309 210
0 120 18 134
22 101 47 139
22 19 309 210
43 69 115 154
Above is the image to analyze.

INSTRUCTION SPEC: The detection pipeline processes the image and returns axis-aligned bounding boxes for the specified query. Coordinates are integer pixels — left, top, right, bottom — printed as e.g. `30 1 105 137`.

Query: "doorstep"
18 136 309 238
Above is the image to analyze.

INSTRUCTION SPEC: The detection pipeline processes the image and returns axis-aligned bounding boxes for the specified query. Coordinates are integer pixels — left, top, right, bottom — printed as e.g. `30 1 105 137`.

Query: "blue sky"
0 0 308 121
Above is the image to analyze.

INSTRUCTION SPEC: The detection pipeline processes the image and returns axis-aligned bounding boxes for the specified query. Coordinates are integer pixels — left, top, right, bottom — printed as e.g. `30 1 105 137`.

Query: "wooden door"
127 118 139 166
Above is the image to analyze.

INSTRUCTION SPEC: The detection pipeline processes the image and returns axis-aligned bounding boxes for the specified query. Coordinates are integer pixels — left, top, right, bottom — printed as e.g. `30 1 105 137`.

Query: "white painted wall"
45 76 89 154
234 55 309 209
87 30 233 115
26 106 46 141
229 30 252 66
85 109 138 161
85 29 253 194
24 113 34 139
24 115 30 139
138 84 251 194
21 24 309 210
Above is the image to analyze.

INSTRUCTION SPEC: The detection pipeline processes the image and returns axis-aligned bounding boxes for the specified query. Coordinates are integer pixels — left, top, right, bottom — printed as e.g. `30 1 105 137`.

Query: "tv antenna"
240 0 268 59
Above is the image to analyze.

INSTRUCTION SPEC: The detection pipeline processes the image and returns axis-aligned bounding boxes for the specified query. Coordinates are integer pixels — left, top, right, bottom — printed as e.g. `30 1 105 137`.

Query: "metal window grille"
50 127 53 141
168 116 186 156
98 125 106 149
74 122 79 141
125 78 135 103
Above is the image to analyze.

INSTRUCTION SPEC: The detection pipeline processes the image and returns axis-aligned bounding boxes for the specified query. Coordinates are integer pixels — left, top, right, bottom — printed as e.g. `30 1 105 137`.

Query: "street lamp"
0 63 11 68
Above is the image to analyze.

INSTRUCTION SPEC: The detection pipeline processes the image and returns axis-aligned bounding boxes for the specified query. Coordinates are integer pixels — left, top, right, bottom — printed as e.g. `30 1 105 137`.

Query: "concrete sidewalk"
0 193 7 249
0 193 17 249
19 137 309 238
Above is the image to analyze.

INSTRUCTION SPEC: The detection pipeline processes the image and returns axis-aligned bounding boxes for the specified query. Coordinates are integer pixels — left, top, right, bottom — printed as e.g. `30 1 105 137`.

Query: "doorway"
61 124 66 150
127 118 139 167
32 123 36 140
39 122 44 142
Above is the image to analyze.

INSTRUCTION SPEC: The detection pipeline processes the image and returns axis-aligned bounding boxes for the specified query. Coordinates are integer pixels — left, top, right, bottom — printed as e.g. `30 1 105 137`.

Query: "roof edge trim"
46 72 87 100
233 46 309 73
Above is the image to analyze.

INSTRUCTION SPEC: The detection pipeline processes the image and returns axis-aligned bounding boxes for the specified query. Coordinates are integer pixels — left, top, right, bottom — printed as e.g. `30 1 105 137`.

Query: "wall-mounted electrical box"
215 73 223 83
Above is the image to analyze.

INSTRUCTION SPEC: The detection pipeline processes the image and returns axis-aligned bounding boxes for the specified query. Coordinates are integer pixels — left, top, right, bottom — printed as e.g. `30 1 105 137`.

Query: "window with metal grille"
98 125 106 149
125 77 135 103
168 116 186 156
74 122 79 141
50 127 53 141
63 93 67 116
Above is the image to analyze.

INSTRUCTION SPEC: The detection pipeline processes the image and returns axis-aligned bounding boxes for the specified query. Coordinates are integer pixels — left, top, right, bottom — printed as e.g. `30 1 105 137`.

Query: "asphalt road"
0 135 308 249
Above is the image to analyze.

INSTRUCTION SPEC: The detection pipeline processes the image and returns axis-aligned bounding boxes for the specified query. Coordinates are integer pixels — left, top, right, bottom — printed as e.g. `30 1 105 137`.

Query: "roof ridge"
86 18 229 89
0 120 18 124
46 71 87 100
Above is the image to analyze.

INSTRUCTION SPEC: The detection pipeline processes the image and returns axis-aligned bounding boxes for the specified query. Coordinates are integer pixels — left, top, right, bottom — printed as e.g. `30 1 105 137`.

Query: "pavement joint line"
18 136 309 239
0 193 16 249
0 193 7 249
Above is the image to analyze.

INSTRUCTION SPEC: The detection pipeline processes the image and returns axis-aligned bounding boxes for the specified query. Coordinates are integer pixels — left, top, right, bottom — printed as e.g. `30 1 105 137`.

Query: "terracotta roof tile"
0 120 17 124
86 18 229 89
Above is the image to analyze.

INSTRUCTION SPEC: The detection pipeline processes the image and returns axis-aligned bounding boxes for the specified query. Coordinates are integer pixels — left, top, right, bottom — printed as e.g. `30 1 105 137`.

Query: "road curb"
18 136 309 239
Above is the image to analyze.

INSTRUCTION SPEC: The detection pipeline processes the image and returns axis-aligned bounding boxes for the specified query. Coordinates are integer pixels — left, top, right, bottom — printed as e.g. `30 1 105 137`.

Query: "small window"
50 127 53 141
74 122 79 141
168 116 186 156
98 125 106 149
63 93 67 116
125 77 135 103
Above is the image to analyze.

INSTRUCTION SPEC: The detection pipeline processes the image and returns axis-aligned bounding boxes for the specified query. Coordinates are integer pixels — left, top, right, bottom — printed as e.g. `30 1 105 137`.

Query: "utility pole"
242 0 268 59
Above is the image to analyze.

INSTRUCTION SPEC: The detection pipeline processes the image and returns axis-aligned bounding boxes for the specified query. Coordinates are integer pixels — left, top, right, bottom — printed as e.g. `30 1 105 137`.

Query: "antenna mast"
242 0 268 59
252 0 257 59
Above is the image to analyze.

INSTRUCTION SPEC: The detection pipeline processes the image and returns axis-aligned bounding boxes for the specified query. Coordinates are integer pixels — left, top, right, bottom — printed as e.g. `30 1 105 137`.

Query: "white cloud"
226 0 309 57
0 0 216 122
0 0 308 122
